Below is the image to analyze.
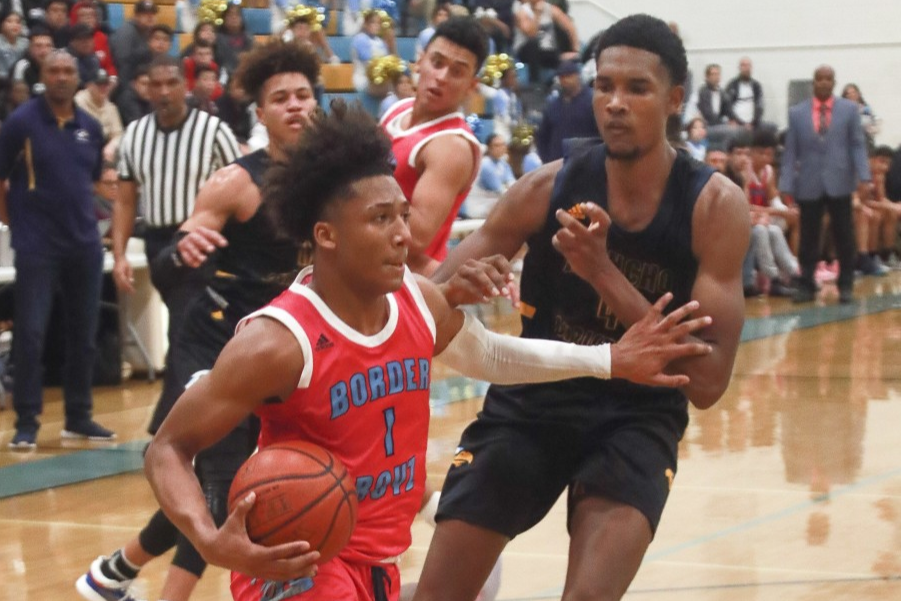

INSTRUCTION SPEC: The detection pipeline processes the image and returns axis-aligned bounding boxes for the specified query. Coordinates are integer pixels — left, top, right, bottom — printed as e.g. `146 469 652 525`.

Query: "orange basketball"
228 440 357 564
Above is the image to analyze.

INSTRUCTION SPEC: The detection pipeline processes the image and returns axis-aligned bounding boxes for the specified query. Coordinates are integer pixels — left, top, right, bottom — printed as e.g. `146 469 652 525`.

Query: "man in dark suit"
779 64 872 304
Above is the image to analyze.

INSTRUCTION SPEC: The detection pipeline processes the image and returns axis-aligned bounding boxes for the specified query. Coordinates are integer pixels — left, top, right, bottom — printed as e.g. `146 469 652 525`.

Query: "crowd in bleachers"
0 0 899 328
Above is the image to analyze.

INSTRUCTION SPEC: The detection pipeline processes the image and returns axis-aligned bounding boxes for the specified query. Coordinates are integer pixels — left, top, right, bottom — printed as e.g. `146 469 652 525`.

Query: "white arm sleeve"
436 312 611 384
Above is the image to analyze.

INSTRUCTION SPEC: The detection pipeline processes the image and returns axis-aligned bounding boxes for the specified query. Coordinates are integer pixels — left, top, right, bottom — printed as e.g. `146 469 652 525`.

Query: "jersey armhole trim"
408 128 481 170
402 268 437 343
236 307 314 389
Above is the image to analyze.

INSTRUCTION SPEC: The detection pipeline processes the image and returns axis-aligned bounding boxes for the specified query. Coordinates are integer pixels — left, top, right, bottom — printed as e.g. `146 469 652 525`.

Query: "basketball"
228 440 358 563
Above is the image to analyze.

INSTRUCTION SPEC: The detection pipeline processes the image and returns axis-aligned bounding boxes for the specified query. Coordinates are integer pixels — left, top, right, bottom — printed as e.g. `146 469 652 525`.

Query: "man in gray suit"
779 64 872 304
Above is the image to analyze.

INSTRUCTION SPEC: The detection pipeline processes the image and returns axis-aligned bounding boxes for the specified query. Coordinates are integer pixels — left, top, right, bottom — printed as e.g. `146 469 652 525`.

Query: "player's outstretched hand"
552 202 613 285
177 227 229 268
611 293 712 388
203 492 320 581
439 254 519 307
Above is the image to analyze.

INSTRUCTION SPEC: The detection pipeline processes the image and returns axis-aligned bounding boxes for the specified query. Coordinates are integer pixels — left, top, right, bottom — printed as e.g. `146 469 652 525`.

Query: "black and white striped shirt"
118 108 241 228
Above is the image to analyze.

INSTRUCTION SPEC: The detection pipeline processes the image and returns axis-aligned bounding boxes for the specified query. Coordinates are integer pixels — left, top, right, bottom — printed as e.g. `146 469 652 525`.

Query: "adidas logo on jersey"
315 333 334 351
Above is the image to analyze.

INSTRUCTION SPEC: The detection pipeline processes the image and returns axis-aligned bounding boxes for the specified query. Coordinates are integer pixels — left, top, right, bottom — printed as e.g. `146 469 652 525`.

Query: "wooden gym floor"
2 273 901 600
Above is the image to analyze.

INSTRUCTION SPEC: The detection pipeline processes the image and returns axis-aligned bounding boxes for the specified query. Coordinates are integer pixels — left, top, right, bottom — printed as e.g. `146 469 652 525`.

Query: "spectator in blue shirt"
351 10 388 93
464 133 515 218
415 2 451 60
478 133 516 192
536 58 597 162
0 50 114 449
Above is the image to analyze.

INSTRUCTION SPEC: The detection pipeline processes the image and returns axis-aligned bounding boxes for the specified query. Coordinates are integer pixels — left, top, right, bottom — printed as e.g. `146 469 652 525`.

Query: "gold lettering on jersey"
553 315 612 346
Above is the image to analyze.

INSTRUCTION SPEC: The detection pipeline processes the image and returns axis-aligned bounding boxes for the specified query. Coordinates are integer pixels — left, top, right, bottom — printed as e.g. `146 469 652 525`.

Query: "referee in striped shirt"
111 54 240 429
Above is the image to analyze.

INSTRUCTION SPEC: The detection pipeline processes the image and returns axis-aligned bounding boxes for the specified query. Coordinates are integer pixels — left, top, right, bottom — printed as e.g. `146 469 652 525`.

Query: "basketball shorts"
436 383 689 537
231 559 400 601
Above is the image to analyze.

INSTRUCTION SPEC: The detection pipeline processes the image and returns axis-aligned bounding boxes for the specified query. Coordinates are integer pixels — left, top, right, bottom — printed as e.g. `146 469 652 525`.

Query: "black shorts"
436 381 688 538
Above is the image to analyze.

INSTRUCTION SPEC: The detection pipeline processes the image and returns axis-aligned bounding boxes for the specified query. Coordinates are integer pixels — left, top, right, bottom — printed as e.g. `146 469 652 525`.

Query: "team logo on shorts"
452 448 473 467
665 468 675 491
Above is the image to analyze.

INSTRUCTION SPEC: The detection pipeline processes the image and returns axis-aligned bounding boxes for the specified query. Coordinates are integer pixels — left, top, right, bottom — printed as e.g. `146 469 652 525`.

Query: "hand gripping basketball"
228 441 359 565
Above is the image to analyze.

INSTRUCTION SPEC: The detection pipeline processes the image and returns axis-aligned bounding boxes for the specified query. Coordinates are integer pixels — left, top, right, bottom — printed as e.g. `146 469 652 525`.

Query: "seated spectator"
842 83 880 151
42 0 69 47
473 2 513 54
351 10 388 94
186 64 218 114
93 161 118 238
10 25 52 96
109 0 156 93
378 68 414 117
728 133 798 297
487 64 521 141
0 78 28 119
415 3 450 60
512 0 578 83
684 117 707 162
180 21 216 59
114 62 151 124
853 145 899 274
74 68 122 160
146 23 173 63
70 0 117 80
704 146 727 173
67 22 100 86
0 12 28 81
214 2 253 75
215 76 252 146
183 38 222 99
283 4 339 63
464 133 515 218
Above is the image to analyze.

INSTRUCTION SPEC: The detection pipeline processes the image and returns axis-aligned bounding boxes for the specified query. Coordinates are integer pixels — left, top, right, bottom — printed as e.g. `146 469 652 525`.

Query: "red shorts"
231 557 400 601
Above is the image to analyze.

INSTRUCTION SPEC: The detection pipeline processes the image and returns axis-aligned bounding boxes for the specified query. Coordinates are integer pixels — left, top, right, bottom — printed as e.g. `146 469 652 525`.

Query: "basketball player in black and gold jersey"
413 15 750 601
77 40 321 601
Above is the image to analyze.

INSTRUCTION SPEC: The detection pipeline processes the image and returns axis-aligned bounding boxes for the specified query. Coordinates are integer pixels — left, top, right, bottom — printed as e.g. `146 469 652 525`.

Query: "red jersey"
748 164 772 208
380 97 480 262
235 266 436 565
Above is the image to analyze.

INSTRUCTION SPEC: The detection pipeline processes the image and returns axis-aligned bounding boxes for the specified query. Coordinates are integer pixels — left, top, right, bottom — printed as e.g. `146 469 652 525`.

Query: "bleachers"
101 3 426 102
321 63 354 92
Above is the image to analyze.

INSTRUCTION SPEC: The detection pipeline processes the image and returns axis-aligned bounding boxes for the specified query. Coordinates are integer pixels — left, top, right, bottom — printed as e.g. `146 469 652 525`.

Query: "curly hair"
595 14 688 87
265 100 396 245
235 40 321 105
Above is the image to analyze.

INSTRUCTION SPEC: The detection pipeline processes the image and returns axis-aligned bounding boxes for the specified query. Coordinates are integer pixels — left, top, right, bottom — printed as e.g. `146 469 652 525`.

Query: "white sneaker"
75 556 142 601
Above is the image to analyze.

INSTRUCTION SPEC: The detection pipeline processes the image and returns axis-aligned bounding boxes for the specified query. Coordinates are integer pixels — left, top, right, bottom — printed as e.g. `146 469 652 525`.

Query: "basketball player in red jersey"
380 16 486 276
145 104 714 601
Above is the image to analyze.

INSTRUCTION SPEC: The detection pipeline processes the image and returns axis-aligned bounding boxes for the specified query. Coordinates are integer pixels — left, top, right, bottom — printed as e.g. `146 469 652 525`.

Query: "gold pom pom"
285 3 326 32
479 54 516 87
511 123 535 148
367 55 407 85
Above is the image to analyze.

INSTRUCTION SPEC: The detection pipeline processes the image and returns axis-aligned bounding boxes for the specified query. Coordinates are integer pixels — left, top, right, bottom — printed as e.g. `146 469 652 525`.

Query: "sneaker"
62 421 117 441
814 261 837 285
8 429 36 449
769 280 796 298
76 556 139 601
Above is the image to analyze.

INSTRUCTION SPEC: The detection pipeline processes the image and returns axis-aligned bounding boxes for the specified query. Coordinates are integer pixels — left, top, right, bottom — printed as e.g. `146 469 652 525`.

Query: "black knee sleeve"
137 509 179 557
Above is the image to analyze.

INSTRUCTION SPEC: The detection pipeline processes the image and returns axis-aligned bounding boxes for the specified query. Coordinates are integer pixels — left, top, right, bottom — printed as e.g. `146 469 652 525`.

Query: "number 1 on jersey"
383 407 396 456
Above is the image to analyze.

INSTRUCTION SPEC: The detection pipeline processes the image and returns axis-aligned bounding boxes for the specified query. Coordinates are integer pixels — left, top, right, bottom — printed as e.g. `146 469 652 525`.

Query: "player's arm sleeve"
436 311 610 383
